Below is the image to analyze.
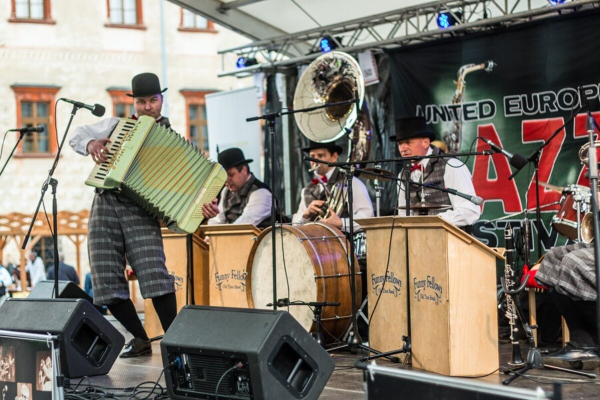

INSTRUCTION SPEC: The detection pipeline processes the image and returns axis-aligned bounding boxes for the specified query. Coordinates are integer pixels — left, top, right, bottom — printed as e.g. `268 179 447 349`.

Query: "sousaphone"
293 51 367 148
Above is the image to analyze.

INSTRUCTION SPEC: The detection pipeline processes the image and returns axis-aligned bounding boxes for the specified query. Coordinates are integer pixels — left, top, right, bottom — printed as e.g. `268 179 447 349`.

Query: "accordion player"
84 115 226 234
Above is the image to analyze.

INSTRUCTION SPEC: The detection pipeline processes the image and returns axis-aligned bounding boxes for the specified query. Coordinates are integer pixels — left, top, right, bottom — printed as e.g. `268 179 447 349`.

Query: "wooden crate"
144 229 208 338
405 216 500 376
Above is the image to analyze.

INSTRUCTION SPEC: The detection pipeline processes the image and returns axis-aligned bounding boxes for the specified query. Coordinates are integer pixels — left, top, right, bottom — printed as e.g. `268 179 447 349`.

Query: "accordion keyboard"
85 118 137 189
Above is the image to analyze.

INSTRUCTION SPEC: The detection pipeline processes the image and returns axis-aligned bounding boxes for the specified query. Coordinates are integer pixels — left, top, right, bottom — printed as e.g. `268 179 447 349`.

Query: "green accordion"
85 116 226 234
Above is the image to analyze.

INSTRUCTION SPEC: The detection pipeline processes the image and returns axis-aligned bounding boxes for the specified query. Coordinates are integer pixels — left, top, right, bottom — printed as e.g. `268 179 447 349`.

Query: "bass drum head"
249 227 319 331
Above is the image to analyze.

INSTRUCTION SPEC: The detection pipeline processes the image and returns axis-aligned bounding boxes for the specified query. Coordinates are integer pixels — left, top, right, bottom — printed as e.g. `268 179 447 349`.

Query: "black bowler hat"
302 140 343 155
126 72 168 97
218 148 253 170
389 116 436 142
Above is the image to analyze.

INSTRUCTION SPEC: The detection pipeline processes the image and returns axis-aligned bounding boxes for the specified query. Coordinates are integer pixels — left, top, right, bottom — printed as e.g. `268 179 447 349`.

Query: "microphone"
8 126 44 133
481 138 527 169
445 187 484 206
60 98 105 117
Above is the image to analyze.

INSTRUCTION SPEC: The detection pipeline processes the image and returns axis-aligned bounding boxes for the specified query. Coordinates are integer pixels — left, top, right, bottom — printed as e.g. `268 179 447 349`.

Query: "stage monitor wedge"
0 298 124 378
28 280 93 303
161 306 335 400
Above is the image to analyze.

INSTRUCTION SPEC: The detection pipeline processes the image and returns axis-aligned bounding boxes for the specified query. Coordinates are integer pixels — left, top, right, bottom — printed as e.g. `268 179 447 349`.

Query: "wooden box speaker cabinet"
161 306 335 400
0 298 124 378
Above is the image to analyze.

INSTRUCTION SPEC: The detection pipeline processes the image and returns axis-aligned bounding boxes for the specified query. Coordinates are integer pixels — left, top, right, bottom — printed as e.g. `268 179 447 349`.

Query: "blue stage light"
236 57 258 69
436 11 462 29
318 35 339 53
320 38 332 53
548 0 566 5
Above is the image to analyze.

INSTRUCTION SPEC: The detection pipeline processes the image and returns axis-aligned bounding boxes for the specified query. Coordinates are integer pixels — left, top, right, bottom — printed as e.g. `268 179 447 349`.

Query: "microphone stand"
0 130 31 177
246 97 359 312
582 112 600 361
22 103 83 298
508 106 584 262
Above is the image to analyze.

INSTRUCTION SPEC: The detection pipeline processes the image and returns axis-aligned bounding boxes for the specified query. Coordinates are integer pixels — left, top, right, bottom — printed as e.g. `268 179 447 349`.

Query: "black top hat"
218 148 253 170
302 140 343 155
389 116 436 142
126 72 168 97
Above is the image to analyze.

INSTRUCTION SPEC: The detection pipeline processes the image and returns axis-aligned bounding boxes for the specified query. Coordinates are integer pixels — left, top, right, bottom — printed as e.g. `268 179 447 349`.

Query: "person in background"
45 254 80 285
0 263 14 307
25 252 45 289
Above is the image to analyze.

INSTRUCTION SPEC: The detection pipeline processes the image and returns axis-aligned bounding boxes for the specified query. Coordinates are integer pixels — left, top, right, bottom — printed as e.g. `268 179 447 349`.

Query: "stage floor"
81 316 600 399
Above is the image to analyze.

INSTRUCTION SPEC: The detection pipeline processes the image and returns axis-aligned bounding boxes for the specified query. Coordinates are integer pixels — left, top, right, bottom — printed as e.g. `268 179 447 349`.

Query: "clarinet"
504 226 525 366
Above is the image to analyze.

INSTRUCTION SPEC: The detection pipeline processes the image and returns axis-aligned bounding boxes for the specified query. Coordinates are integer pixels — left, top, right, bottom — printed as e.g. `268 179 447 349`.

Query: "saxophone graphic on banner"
442 61 495 153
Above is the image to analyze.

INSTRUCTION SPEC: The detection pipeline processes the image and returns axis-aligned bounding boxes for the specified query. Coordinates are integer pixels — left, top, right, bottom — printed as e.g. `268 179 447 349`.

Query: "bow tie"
410 164 424 173
311 175 328 185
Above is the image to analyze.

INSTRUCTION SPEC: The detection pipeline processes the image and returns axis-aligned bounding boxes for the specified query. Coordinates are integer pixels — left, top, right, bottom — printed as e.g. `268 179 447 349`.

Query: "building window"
179 8 216 32
189 104 209 151
11 85 60 157
181 90 213 153
106 0 145 29
107 88 134 118
10 0 54 24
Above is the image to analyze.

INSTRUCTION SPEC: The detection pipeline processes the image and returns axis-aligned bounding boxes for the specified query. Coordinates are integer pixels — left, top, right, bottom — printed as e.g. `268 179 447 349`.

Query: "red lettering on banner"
573 112 600 187
472 124 522 212
522 119 565 211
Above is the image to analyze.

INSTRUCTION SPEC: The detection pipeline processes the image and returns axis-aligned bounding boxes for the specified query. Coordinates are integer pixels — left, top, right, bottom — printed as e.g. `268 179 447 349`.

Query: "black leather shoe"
543 342 600 370
119 337 152 358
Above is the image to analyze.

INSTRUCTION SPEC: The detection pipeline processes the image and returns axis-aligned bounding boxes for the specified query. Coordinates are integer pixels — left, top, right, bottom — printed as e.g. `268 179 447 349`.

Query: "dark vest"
222 173 271 228
405 147 452 215
303 168 349 221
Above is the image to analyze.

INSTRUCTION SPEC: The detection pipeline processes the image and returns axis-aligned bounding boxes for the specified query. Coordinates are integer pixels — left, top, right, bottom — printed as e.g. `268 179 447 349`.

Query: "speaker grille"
189 355 231 395
167 350 252 399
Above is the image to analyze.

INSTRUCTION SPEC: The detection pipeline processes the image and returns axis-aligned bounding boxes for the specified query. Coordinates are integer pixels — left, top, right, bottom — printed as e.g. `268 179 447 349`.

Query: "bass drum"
247 223 361 343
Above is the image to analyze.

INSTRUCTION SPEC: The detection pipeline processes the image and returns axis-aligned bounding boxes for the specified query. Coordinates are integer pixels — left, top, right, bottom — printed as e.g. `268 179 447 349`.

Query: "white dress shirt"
208 175 272 226
397 147 481 227
0 266 13 306
292 167 374 232
69 117 121 155
25 257 46 288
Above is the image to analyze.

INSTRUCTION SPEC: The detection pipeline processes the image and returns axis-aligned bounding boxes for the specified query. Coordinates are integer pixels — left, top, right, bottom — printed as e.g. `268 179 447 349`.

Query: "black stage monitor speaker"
28 280 94 303
0 298 124 378
358 362 558 400
161 306 335 400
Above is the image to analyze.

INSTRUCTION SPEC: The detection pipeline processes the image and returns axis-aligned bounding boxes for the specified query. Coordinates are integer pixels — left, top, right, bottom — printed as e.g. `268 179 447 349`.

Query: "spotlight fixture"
436 11 462 29
318 35 339 53
548 0 566 4
236 56 258 69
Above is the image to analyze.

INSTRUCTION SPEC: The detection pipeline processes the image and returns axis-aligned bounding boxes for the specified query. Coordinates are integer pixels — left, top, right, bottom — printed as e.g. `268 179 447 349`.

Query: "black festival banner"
388 8 600 254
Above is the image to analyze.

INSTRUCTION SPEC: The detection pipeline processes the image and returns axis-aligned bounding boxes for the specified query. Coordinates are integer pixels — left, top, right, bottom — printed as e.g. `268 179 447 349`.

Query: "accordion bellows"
85 116 226 234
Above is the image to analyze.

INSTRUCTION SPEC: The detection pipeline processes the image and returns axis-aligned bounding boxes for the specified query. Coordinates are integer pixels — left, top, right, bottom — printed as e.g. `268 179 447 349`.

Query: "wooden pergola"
0 211 89 290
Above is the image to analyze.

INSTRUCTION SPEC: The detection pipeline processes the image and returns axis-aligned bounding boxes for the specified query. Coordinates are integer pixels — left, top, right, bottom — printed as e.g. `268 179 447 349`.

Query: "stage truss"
172 0 599 77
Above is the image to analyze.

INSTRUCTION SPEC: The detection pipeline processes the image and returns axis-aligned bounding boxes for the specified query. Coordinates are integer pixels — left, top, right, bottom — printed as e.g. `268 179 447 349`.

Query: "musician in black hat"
202 147 272 228
392 116 480 227
292 140 373 231
69 72 176 359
